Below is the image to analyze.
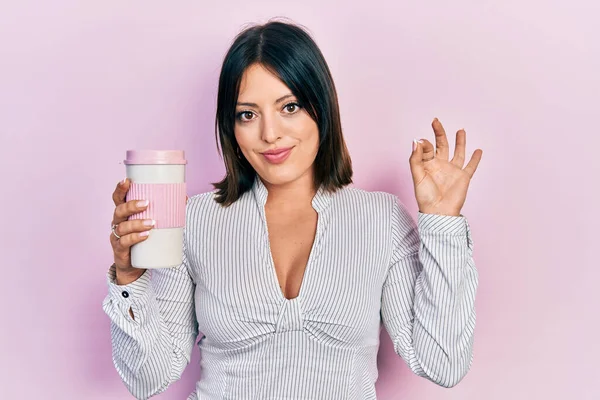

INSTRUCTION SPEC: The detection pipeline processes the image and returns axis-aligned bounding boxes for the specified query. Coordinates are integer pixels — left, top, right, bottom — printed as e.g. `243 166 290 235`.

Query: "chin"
254 162 311 187
256 169 300 186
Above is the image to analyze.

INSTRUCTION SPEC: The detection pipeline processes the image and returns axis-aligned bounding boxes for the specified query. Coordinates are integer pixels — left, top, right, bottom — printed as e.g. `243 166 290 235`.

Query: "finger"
417 138 435 162
451 129 466 168
113 199 149 225
112 178 131 206
463 149 483 178
432 118 450 161
112 230 151 253
409 139 426 185
186 195 189 203
114 219 156 237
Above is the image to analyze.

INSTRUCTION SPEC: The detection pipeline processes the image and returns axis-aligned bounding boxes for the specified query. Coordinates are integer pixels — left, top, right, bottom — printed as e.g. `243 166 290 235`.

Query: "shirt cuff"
417 211 468 236
107 263 151 304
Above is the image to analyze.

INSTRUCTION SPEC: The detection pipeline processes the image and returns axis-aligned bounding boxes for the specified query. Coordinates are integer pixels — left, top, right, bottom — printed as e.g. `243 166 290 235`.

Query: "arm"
102 230 198 399
381 196 478 388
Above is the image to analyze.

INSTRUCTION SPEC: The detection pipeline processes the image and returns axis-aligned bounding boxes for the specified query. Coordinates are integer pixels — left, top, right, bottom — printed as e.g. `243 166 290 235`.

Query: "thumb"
409 139 426 185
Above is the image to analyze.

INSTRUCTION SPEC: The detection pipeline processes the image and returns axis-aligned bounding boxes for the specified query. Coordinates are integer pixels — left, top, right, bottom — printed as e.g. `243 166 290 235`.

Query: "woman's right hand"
109 178 155 285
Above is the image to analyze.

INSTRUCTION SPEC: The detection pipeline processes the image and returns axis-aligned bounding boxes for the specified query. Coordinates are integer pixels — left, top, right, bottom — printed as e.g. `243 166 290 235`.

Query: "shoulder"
185 188 254 225
335 188 419 251
184 190 225 225
334 186 401 214
331 186 411 229
187 190 218 210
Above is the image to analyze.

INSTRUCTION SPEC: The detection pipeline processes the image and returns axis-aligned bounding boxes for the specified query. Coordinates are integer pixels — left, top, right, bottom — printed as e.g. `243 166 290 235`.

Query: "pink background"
1 1 598 399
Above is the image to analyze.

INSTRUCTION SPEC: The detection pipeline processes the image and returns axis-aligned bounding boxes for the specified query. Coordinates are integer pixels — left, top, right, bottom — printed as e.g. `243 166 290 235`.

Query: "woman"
104 20 482 400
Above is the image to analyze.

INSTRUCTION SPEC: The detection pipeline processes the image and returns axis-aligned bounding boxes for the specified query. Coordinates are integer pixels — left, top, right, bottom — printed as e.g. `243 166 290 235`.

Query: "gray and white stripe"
103 176 478 399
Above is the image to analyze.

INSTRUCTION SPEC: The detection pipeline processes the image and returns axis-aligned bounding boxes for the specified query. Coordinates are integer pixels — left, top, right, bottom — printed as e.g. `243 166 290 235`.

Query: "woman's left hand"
409 118 483 217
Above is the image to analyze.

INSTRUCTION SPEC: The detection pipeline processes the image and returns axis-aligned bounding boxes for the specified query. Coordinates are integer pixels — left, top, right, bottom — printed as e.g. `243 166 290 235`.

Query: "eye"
235 102 303 123
236 110 255 122
283 102 302 114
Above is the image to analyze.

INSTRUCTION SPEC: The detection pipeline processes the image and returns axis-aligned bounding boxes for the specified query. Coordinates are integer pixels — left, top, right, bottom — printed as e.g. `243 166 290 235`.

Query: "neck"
261 170 316 211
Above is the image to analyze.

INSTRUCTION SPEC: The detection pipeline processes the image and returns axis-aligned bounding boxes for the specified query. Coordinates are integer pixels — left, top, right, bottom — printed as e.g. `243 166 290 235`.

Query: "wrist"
115 266 146 285
419 208 461 217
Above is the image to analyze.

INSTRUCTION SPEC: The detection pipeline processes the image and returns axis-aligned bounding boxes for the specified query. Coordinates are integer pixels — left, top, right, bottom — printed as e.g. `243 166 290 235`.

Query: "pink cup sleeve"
126 182 186 229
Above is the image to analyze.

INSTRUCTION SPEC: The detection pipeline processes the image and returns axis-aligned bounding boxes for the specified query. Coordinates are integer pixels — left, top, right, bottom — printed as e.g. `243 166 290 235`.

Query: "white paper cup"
124 150 187 269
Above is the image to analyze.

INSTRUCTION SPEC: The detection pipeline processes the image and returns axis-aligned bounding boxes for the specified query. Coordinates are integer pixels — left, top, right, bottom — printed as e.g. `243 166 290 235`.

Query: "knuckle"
120 221 134 236
129 235 138 248
114 204 124 219
114 222 123 236
128 200 140 214
116 235 129 250
113 188 126 204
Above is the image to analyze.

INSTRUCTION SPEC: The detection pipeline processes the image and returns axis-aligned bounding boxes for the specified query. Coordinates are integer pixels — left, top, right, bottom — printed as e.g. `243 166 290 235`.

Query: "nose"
260 112 280 144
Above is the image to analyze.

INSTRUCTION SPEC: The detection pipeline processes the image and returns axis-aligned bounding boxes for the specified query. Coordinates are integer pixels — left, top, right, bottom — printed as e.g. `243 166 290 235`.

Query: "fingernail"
137 200 149 207
143 219 155 226
139 231 150 237
417 139 424 143
412 139 418 151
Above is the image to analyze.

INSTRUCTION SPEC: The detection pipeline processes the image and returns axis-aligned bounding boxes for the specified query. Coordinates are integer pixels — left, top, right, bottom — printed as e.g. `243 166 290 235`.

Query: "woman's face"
234 63 319 187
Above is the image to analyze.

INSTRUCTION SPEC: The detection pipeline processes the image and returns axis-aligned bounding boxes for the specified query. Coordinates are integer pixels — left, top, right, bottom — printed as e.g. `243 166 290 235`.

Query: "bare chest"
265 207 318 300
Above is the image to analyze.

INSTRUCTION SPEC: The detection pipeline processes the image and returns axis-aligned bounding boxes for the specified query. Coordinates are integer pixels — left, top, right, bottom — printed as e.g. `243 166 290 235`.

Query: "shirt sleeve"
102 228 198 399
380 196 478 388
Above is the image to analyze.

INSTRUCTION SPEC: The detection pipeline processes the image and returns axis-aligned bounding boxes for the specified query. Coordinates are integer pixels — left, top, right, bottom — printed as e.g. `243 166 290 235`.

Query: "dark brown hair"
213 18 352 206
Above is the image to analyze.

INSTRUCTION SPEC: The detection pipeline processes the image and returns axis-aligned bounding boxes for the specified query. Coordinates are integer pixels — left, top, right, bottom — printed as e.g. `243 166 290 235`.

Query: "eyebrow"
236 93 295 107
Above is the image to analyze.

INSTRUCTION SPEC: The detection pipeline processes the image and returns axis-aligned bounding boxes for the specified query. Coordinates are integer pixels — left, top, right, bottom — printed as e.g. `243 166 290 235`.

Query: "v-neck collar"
250 174 334 303
251 175 333 214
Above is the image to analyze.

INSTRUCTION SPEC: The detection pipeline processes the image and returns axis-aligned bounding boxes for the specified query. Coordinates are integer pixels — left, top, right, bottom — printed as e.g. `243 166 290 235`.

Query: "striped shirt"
102 176 478 399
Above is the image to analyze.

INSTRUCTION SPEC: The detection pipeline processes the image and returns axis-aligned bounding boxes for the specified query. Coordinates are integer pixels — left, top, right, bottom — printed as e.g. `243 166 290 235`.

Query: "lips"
261 147 293 164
